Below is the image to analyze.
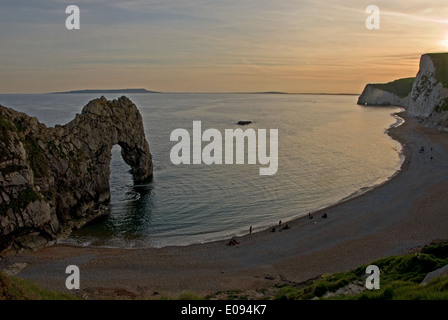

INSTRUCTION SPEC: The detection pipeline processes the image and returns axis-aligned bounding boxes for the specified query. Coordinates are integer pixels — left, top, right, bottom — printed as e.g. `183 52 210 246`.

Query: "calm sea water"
0 93 403 248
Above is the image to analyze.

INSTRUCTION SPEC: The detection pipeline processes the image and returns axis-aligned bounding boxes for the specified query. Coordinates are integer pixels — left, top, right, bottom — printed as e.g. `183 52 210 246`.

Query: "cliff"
358 53 448 130
0 96 153 255
407 53 448 130
357 78 414 107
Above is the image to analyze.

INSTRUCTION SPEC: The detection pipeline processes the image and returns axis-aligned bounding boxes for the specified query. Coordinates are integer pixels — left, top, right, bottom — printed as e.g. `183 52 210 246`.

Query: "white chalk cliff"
359 53 448 130
358 84 409 107
407 54 448 130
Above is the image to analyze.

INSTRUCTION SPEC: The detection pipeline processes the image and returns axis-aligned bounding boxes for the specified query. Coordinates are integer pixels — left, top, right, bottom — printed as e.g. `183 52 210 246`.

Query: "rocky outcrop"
421 264 448 285
0 96 153 255
359 53 448 130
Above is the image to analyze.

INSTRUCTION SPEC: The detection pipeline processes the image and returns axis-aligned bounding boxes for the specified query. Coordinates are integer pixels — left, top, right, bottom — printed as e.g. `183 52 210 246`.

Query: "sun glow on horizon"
443 34 448 50
2 1 448 94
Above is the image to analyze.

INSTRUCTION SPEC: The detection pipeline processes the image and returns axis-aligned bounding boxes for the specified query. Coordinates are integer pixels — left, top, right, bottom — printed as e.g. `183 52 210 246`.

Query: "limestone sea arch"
0 96 153 254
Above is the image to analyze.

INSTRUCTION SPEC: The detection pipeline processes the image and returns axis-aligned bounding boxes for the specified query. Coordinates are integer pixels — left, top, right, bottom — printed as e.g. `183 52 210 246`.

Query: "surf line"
170 121 278 175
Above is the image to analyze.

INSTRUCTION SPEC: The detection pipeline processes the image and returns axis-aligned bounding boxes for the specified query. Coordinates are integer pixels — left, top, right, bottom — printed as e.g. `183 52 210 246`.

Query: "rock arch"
0 96 153 254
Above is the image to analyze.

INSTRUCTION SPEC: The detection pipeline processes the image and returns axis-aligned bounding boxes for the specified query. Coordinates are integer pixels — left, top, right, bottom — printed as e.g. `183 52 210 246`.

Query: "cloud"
1 0 448 93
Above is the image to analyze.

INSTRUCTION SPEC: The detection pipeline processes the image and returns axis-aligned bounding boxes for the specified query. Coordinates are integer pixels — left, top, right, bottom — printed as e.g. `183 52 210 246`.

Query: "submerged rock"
0 96 153 255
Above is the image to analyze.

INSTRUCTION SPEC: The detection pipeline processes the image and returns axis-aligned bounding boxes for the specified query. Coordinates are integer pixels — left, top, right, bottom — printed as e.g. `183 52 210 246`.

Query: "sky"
1 0 448 94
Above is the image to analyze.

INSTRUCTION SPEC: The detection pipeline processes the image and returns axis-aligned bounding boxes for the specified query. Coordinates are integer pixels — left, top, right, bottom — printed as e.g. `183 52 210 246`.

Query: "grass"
0 271 77 300
428 53 448 87
371 77 415 98
355 276 448 300
274 272 359 300
274 239 448 300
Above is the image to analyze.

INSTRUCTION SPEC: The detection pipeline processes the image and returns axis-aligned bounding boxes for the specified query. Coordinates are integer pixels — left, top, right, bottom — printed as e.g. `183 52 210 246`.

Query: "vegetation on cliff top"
428 53 448 87
370 77 415 98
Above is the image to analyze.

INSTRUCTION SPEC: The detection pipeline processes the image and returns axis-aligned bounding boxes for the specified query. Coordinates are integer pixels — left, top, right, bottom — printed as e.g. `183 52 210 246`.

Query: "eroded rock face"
358 53 448 130
0 96 153 255
407 54 448 130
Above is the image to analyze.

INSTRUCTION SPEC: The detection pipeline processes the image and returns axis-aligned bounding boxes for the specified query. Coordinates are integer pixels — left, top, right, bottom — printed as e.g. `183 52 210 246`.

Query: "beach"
2 110 448 299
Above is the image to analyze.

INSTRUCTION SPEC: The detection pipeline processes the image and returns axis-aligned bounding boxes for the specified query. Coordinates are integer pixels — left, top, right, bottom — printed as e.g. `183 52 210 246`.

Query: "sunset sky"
1 0 448 94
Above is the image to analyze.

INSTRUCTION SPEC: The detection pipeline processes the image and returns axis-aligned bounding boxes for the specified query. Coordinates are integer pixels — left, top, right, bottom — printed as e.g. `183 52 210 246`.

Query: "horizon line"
0 90 361 96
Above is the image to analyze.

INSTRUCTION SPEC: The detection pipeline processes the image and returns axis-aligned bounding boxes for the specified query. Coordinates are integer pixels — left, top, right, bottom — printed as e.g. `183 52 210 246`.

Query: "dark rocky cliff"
0 96 153 255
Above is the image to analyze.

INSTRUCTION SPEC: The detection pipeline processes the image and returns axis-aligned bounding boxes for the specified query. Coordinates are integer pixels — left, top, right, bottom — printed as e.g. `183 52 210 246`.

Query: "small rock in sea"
237 120 252 125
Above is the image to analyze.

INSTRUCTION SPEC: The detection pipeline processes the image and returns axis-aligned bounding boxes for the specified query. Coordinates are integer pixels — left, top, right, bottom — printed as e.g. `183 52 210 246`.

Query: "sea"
0 93 404 248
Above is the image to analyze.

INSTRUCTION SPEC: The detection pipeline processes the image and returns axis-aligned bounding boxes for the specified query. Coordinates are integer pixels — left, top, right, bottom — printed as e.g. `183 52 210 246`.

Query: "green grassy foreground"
0 271 76 300
273 239 448 300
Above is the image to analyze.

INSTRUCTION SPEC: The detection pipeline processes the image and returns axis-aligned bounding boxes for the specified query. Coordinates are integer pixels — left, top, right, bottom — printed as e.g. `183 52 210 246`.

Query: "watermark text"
170 121 278 175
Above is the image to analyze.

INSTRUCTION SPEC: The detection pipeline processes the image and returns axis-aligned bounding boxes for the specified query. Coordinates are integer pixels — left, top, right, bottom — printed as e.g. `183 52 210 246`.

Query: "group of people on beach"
309 212 327 219
270 220 290 232
227 220 292 246
228 237 239 246
228 212 329 246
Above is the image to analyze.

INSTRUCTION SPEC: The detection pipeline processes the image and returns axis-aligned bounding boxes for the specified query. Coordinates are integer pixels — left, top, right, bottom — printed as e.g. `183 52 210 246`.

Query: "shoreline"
2 109 448 299
59 109 408 250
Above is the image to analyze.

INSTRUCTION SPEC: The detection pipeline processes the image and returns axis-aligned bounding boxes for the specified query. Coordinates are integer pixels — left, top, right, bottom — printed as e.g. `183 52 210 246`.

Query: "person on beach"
308 212 313 219
279 220 282 226
249 226 252 234
228 237 239 246
322 213 328 219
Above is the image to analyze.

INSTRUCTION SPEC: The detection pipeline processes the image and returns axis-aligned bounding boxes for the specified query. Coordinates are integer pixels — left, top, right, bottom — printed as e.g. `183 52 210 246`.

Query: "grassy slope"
370 77 415 98
274 239 448 300
0 271 76 300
